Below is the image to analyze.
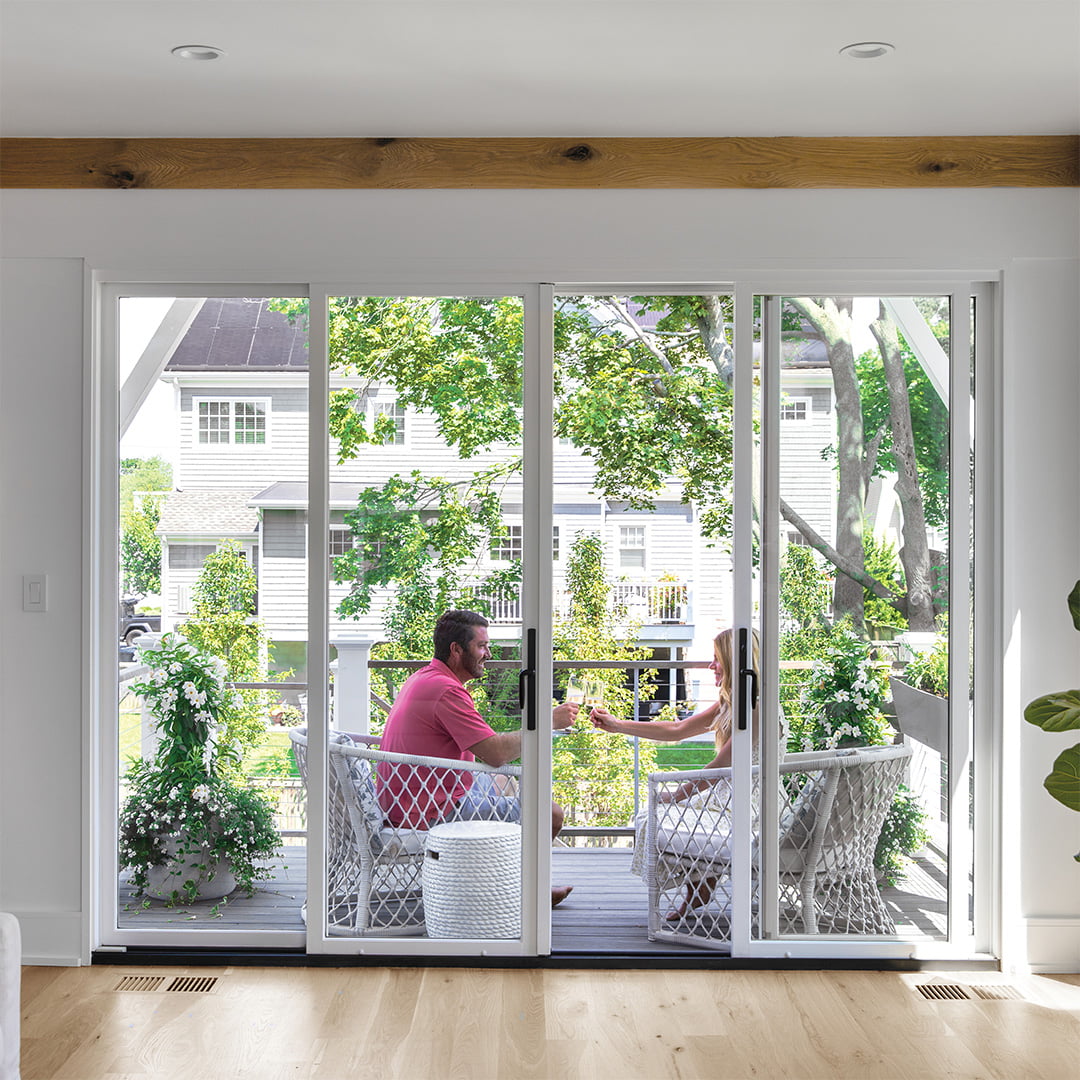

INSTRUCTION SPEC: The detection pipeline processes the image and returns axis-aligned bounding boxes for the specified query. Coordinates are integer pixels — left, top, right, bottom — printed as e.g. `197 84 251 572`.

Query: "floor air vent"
969 985 1023 1000
166 975 219 993
916 984 969 1000
114 975 166 992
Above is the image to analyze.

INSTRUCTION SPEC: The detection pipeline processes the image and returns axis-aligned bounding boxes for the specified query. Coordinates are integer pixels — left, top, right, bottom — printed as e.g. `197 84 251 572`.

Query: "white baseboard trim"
1024 917 1080 974
9 911 84 967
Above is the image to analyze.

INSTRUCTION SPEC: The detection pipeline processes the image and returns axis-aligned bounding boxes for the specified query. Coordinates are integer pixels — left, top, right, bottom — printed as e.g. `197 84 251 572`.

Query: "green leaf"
1024 690 1080 732
1069 579 1080 632
1044 744 1080 812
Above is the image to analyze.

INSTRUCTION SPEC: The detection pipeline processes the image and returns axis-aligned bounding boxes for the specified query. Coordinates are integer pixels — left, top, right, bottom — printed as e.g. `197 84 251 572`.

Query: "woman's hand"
589 707 622 733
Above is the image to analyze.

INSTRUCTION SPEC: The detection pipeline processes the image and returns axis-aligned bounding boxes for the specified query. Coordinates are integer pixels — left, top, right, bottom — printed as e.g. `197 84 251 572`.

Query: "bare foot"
551 885 573 908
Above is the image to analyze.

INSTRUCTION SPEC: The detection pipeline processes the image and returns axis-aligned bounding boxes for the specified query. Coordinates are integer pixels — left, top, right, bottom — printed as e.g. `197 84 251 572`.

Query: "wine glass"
565 674 585 706
583 676 604 713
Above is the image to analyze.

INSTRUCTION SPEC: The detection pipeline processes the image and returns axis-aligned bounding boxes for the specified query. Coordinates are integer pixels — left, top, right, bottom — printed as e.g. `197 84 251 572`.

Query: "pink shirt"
377 659 496 827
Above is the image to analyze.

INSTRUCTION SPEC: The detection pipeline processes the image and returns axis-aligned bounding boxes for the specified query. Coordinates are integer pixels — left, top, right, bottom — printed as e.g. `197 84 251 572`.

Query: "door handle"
520 627 537 731
737 627 758 730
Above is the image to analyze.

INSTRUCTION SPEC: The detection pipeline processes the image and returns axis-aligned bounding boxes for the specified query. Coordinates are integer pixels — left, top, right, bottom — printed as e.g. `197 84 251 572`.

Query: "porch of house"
115 839 948 954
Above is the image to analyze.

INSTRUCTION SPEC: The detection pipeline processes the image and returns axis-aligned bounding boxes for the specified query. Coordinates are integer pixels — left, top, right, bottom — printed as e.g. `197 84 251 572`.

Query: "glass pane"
770 295 958 943
547 293 737 954
323 295 526 942
116 296 308 934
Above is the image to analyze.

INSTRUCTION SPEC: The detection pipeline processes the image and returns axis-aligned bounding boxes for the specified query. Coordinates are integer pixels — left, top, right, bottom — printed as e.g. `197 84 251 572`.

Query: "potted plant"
120 633 281 905
889 633 949 754
1024 580 1080 860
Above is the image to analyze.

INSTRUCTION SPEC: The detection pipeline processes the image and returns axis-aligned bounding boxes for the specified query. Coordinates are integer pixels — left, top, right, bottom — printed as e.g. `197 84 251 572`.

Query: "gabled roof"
166 298 308 372
157 488 261 537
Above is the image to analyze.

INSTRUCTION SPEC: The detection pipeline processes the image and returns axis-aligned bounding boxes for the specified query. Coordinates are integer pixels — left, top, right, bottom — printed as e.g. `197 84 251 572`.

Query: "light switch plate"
23 573 47 612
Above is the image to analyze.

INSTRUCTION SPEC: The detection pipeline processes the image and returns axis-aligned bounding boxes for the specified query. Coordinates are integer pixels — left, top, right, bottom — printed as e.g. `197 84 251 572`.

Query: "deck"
116 842 948 954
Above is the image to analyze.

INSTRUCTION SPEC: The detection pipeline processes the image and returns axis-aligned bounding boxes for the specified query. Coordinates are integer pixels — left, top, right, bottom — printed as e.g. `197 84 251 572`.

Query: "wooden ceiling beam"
2 136 1077 189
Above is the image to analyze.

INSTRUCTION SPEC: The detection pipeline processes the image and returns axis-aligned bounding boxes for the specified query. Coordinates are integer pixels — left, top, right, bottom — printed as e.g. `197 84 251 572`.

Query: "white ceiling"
1 1 1078 138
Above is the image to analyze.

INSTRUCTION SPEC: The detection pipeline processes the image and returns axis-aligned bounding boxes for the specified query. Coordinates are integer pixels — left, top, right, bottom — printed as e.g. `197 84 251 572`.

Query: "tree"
179 541 272 757
550 532 657 838
119 456 172 598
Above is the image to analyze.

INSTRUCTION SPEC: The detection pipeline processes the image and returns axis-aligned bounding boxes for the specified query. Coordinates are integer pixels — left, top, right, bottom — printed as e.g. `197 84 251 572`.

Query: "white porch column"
129 633 164 759
329 632 378 733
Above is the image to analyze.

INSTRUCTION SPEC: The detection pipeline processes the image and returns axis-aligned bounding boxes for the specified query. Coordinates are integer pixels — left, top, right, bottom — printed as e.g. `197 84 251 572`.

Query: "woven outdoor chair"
288 726 520 937
644 743 912 950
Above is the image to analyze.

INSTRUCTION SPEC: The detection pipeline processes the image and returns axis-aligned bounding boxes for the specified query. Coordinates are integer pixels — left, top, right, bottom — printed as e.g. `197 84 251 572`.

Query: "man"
379 609 575 907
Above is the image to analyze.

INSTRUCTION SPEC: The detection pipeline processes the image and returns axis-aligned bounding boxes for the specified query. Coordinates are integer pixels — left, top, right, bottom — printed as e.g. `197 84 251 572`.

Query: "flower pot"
143 836 237 901
889 677 948 756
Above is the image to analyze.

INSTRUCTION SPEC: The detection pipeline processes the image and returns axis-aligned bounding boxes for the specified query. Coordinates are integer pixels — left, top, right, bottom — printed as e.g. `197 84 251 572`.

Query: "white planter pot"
889 677 949 756
143 836 236 901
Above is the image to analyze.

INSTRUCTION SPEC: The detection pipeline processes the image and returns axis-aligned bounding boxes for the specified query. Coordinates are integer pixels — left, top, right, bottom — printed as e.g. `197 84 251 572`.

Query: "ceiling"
1 1 1078 139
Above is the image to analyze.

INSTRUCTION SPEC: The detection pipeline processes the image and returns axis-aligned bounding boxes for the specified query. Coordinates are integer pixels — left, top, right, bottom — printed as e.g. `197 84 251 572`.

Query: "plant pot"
889 677 948 755
143 836 237 901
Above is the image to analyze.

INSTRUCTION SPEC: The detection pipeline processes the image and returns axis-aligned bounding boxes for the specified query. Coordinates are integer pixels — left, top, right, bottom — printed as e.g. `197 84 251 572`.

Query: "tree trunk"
870 306 938 632
788 297 866 633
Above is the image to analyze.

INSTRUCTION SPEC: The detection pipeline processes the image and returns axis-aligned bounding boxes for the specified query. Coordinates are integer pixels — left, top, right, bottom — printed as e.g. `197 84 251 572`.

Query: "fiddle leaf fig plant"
1023 580 1080 858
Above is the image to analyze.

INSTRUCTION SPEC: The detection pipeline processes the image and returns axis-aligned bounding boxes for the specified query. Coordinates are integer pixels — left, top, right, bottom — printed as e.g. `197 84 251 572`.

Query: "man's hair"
433 609 489 662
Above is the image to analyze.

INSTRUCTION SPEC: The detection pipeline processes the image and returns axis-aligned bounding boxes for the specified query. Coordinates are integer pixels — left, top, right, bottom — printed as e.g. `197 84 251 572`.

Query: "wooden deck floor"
116 842 948 954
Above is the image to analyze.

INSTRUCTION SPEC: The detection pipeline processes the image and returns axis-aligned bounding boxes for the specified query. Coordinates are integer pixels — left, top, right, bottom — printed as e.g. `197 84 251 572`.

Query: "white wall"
1 187 1077 968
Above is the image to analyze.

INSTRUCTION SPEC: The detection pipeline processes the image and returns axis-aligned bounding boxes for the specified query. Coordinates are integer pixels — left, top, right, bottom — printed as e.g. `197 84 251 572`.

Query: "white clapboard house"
154 297 841 697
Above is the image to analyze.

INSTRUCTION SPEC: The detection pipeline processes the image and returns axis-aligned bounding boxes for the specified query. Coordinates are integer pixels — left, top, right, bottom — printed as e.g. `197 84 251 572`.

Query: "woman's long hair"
712 627 760 748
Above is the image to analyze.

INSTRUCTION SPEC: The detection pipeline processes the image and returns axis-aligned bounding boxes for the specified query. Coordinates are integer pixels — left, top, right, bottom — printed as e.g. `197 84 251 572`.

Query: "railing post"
132 633 163 759
329 632 378 733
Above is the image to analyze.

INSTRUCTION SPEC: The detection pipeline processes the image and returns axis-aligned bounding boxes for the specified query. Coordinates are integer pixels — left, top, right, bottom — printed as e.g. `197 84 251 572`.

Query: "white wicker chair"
644 743 912 949
288 727 521 937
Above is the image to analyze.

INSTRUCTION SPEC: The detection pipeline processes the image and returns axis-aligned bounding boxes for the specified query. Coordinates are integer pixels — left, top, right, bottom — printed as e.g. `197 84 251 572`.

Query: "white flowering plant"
793 623 892 750
119 633 280 904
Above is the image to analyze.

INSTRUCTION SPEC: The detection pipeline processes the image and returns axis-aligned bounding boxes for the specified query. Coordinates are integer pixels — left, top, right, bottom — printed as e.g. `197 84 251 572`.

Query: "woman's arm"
590 701 719 742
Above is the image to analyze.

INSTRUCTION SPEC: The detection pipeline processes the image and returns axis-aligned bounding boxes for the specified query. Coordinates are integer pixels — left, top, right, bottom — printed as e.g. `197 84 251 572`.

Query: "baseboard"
8 910 84 966
1025 917 1080 974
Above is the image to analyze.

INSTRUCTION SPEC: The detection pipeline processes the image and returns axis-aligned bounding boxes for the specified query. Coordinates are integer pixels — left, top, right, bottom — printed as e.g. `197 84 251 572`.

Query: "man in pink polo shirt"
378 609 575 907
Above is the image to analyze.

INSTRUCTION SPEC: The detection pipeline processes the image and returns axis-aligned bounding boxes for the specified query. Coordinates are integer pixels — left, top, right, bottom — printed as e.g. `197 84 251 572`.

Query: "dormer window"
196 398 269 446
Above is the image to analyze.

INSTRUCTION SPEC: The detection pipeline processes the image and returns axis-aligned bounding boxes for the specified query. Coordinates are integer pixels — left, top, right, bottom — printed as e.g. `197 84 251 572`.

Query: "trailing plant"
900 633 949 697
874 784 932 886
120 633 280 904
1023 580 1080 856
790 622 892 751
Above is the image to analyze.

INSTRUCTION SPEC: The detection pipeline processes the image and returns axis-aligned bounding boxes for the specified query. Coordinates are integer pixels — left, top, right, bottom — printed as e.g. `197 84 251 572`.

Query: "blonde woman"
590 627 777 919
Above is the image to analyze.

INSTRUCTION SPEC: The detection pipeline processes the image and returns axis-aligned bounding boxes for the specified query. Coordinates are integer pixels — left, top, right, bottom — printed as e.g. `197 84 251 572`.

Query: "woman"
589 628 775 919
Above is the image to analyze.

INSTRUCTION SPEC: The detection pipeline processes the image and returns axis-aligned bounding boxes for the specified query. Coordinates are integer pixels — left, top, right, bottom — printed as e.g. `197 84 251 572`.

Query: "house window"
780 398 811 421
168 543 216 570
373 401 406 445
552 525 560 561
329 527 354 575
619 526 646 569
196 399 268 445
787 530 810 547
491 524 523 561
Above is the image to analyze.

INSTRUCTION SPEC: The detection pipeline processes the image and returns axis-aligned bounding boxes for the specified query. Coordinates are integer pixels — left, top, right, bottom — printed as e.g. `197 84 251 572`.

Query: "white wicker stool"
422 821 521 939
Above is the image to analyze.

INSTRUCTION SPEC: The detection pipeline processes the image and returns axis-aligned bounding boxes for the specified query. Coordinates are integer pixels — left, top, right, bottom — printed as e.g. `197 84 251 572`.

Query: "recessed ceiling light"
839 41 895 60
171 45 225 61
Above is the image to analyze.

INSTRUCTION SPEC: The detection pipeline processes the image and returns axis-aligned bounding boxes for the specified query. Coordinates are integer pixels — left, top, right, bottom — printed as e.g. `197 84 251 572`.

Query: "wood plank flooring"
20 964 1080 1079
115 845 947 955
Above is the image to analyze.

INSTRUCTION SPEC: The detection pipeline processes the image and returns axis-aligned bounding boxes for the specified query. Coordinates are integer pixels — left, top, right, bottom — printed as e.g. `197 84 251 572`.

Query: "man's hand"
552 701 578 730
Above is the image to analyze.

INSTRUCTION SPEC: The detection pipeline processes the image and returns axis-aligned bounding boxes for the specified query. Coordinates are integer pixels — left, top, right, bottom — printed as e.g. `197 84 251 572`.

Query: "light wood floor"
19 964 1080 1079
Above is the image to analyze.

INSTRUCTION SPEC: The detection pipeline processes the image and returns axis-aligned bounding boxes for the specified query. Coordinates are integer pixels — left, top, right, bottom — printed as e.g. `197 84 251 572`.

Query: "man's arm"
468 730 522 769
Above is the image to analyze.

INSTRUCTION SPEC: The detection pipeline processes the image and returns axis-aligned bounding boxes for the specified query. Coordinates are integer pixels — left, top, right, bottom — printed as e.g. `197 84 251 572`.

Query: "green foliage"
862 531 908 635
854 345 950 529
874 784 931 886
119 458 172 598
778 544 834 661
790 623 892 752
1024 580 1080 832
550 533 657 837
178 542 275 758
901 634 949 697
121 634 279 902
120 494 163 597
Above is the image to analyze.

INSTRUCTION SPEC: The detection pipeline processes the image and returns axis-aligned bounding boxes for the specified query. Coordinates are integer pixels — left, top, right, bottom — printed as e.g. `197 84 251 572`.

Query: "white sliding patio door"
305 285 553 957
723 284 980 960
